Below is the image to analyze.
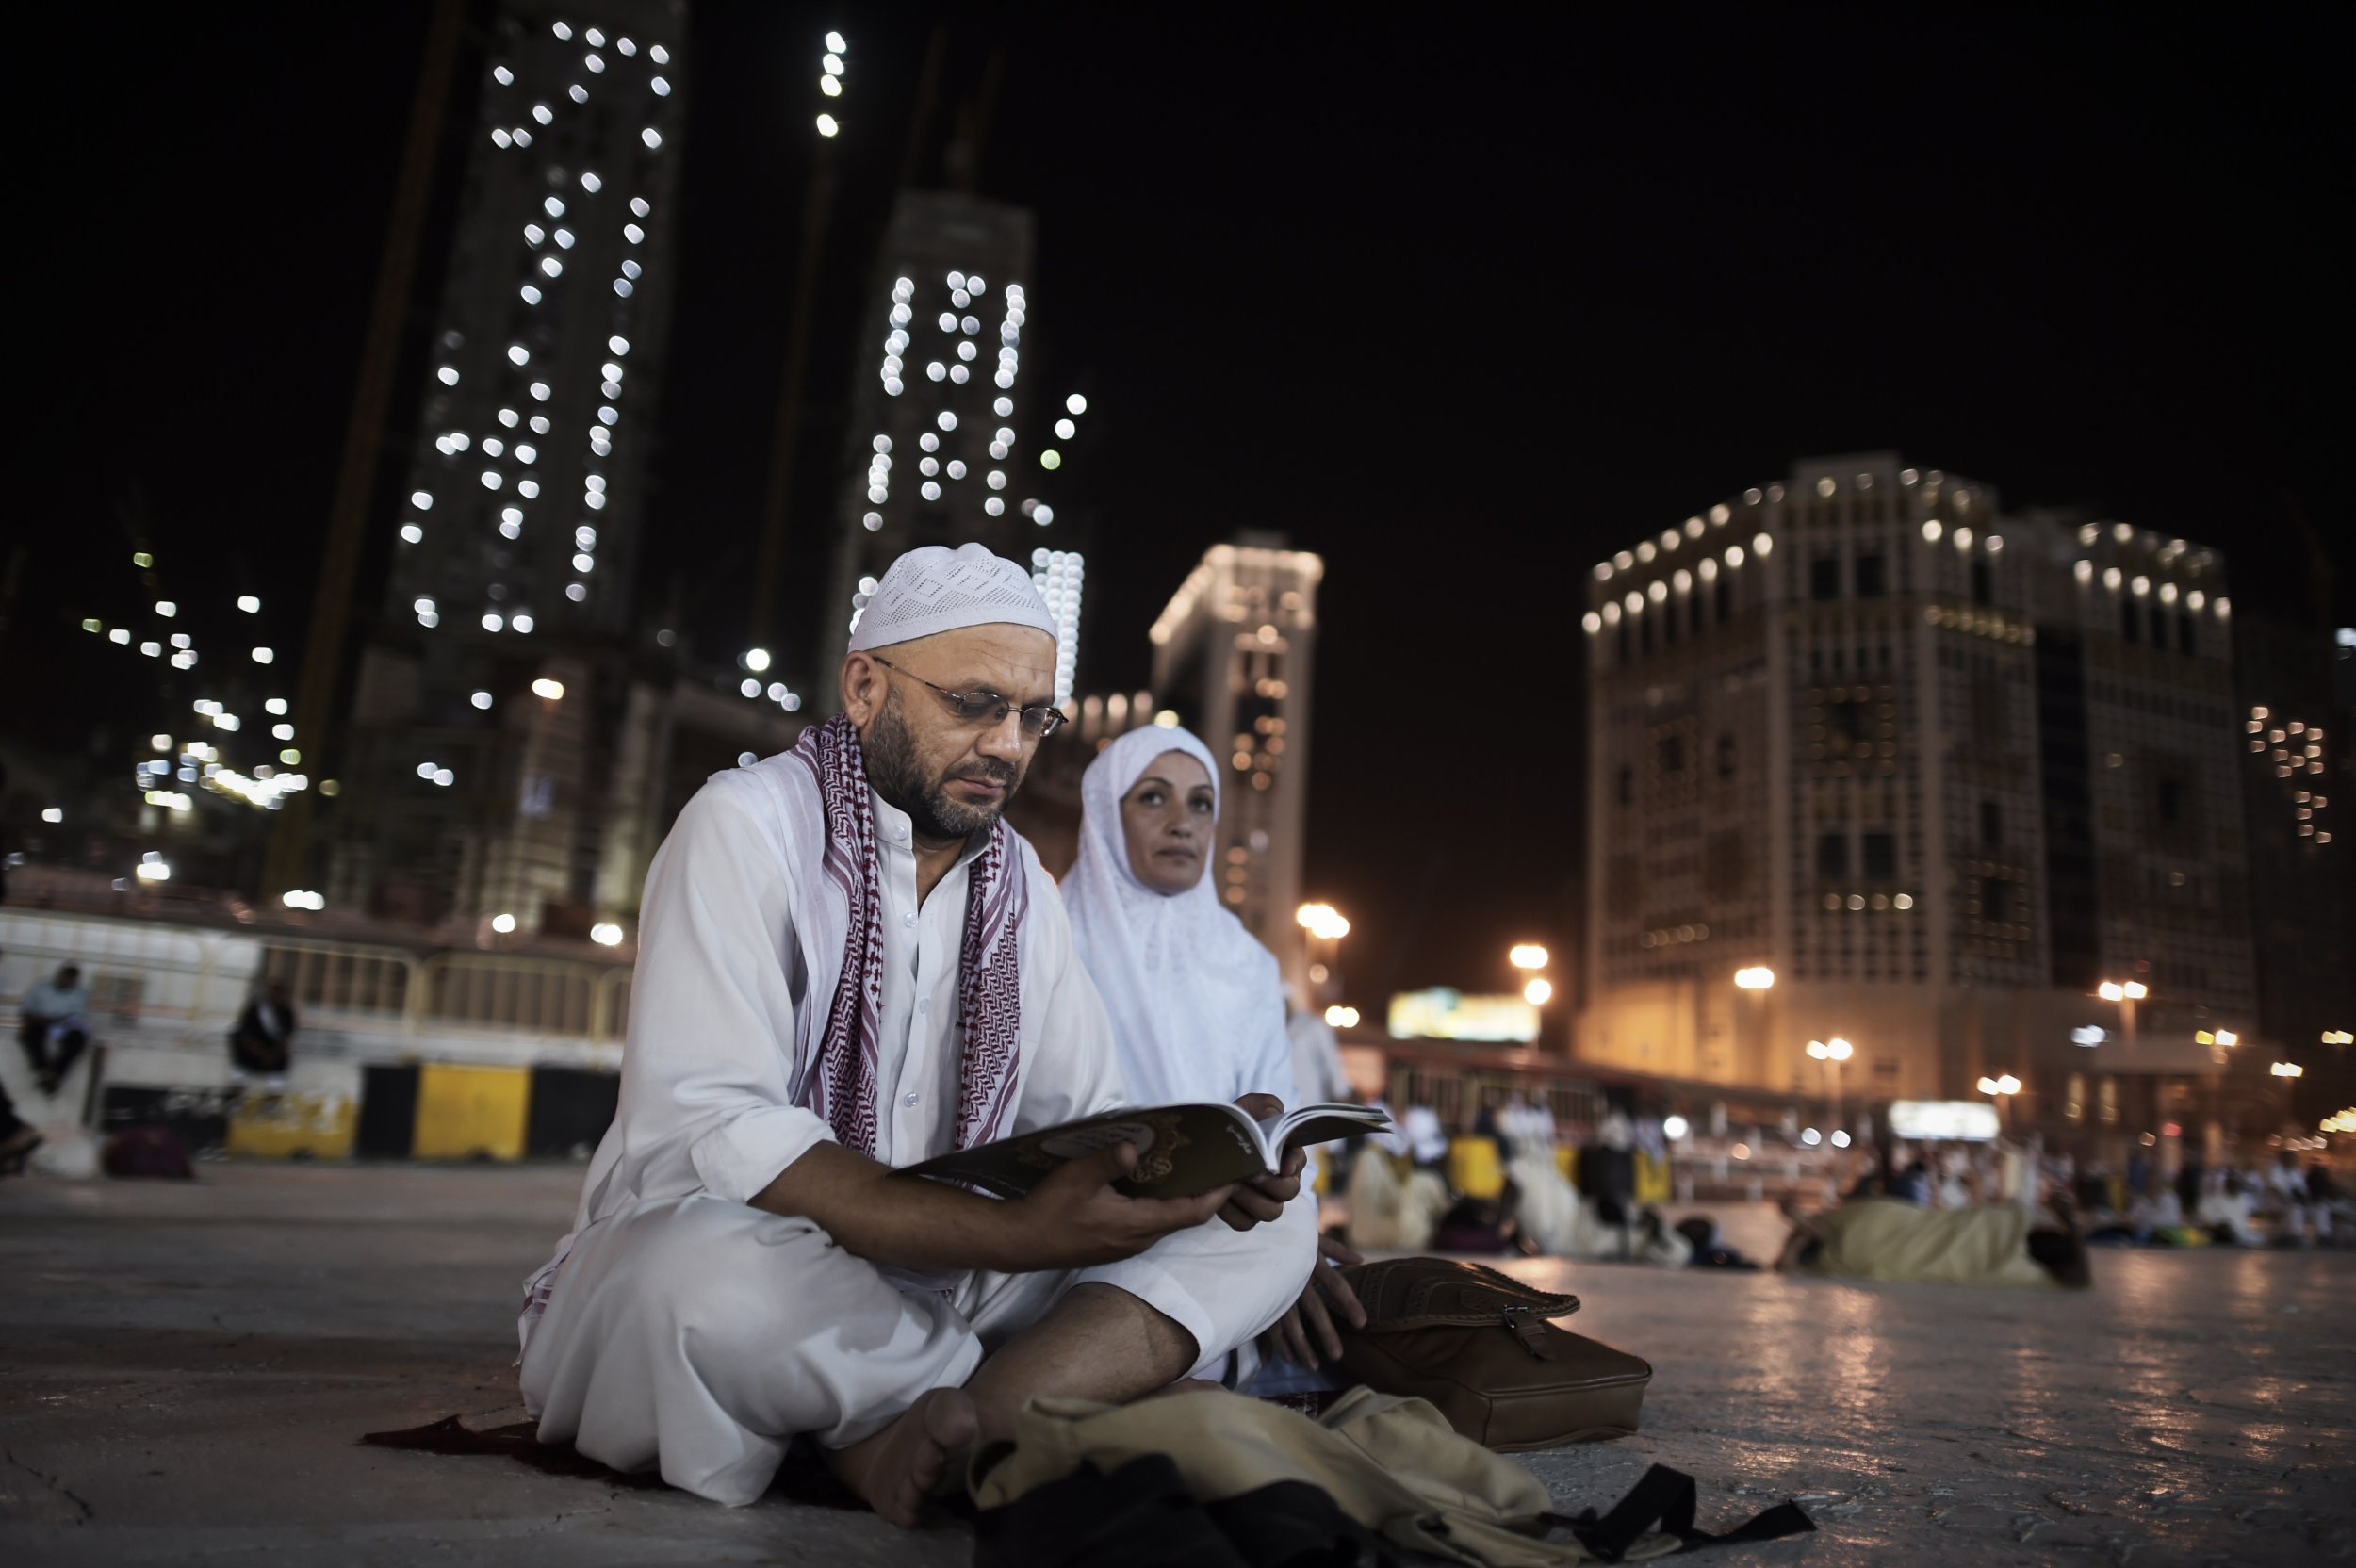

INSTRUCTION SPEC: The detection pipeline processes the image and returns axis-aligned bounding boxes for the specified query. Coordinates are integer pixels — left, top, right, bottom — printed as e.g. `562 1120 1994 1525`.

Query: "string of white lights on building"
391 13 679 648
1030 548 1084 709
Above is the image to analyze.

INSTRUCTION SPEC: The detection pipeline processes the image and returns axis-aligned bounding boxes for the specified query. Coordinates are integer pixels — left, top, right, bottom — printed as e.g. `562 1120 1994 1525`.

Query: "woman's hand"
1259 1233 1366 1367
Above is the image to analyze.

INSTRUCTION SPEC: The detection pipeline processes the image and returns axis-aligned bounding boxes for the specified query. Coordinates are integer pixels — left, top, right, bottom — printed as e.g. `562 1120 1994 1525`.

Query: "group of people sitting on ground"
1334 1097 1725 1267
1 962 301 1177
2081 1149 2344 1249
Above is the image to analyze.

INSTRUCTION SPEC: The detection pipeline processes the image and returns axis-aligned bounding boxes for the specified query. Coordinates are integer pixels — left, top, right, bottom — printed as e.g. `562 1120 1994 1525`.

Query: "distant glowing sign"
1386 988 1539 1043
1888 1100 2001 1142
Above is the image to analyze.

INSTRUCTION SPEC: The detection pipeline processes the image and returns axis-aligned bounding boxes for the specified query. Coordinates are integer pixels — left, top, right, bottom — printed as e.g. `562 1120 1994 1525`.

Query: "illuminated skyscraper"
331 1 693 931
823 191 1046 682
1151 536 1323 977
386 2 686 639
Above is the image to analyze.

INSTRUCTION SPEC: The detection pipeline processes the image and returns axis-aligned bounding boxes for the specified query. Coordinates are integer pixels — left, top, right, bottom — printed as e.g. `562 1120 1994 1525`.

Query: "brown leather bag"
1330 1257 1652 1452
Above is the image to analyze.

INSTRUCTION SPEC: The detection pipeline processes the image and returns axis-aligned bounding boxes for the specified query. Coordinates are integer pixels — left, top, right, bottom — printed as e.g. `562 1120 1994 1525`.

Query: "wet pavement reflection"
1498 1242 2355 1564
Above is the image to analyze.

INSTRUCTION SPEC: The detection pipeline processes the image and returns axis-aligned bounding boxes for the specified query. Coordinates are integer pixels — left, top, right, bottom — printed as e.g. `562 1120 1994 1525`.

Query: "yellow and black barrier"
352 1063 619 1161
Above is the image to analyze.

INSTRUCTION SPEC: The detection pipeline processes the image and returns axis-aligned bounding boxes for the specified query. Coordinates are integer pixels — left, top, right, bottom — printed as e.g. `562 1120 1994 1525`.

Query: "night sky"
25 4 2349 998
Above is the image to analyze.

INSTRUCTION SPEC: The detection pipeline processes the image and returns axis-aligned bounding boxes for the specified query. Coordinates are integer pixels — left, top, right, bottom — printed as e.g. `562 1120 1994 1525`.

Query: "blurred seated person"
1060 722 1344 1378
2131 1177 2199 1246
1346 1114 1453 1253
2267 1150 2323 1247
1401 1103 1450 1168
1631 1205 1693 1266
17 963 92 1097
228 979 299 1086
1498 1095 1595 1258
2196 1169 2261 1246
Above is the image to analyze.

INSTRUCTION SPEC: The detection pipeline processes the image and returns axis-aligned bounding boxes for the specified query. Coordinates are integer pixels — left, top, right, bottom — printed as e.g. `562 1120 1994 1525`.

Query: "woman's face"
1119 749 1216 896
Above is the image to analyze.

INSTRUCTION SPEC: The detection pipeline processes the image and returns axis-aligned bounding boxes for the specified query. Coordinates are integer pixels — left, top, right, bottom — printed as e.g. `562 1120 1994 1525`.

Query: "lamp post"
1510 943 1551 1046
1977 1072 2022 1135
1297 904 1350 1007
1730 966 1774 1084
1807 1036 1854 1130
2097 979 2147 1058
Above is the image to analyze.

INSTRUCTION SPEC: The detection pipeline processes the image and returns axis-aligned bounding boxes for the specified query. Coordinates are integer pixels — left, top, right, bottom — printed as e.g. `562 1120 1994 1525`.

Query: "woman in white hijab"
1063 723 1365 1375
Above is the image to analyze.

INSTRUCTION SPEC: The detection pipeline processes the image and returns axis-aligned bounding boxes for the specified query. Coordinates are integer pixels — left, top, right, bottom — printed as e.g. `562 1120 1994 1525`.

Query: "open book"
895 1102 1392 1200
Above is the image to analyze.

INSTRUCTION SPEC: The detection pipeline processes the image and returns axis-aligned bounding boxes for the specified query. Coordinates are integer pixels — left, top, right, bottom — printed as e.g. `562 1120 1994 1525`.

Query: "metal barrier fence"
3 907 635 1048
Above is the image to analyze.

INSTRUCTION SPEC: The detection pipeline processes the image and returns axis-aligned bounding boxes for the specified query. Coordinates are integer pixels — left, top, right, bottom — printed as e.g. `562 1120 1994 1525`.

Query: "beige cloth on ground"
1807 1198 2053 1287
971 1385 1677 1566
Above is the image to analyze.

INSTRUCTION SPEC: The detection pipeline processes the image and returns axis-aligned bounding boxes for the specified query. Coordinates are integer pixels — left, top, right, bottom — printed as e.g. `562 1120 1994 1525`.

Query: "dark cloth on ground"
1432 1196 1517 1255
101 1125 195 1180
360 1415 862 1507
975 1453 1378 1568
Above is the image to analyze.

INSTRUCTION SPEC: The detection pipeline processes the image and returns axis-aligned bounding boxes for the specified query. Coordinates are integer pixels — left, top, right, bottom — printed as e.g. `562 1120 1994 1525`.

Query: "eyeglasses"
871 655 1066 739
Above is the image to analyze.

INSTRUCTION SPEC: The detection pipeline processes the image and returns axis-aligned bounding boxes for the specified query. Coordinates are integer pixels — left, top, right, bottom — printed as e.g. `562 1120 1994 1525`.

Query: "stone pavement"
1 1164 2349 1566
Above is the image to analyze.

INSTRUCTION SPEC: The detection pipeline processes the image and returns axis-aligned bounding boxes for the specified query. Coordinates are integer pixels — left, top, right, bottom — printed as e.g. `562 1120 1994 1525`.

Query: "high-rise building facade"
388 1 685 641
823 192 1051 683
329 1 692 932
1579 453 2261 1153
1151 536 1323 981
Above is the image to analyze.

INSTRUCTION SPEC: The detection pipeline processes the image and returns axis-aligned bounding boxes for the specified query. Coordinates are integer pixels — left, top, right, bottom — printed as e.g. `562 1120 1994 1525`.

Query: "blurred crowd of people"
2078 1147 2345 1250
1327 1094 1760 1270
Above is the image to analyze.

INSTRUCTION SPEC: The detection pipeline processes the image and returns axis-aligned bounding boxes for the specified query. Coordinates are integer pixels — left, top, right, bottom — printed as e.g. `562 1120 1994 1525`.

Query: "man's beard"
864 689 1023 841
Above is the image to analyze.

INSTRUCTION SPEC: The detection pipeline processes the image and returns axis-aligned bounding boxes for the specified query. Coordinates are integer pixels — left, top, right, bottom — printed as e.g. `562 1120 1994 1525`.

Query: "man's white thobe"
517 763 1313 1505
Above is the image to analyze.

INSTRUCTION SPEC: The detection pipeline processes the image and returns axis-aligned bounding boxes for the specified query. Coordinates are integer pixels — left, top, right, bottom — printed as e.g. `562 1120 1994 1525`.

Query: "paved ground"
1 1165 2349 1566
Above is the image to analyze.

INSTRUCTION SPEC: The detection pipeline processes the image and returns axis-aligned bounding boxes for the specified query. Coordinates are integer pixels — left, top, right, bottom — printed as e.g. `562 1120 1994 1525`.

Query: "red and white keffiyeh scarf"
791 712 1027 1154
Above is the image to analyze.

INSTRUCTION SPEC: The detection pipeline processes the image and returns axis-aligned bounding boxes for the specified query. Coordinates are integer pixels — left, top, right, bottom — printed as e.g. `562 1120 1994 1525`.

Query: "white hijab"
1062 725 1297 1110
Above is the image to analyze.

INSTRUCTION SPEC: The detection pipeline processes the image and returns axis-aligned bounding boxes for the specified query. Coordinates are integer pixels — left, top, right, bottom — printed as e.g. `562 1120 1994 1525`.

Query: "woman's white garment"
1058 725 1318 1389
1059 726 1298 1111
518 761 1312 1504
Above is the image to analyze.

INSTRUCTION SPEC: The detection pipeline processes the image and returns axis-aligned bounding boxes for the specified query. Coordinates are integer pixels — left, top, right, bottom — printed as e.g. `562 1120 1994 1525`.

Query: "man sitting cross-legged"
517 545 1316 1523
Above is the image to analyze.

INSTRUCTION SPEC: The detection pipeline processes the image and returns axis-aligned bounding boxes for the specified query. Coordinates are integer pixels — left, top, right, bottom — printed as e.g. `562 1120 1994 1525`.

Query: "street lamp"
1297 904 1350 1004
1733 966 1775 990
2098 978 2147 1060
1523 977 1554 1006
2270 1061 2304 1079
1806 1037 1855 1127
1977 1072 2022 1132
1509 944 1549 971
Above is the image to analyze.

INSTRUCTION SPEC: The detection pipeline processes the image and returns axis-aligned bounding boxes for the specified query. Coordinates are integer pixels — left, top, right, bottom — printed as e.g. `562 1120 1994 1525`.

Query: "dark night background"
21 3 2350 998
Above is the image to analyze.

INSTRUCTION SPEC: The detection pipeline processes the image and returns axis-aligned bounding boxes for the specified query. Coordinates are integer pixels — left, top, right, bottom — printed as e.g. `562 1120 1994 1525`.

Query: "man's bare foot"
826 1388 980 1527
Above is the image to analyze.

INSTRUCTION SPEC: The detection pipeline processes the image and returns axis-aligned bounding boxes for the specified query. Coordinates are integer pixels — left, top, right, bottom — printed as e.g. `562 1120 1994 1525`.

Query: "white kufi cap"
848 543 1058 652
